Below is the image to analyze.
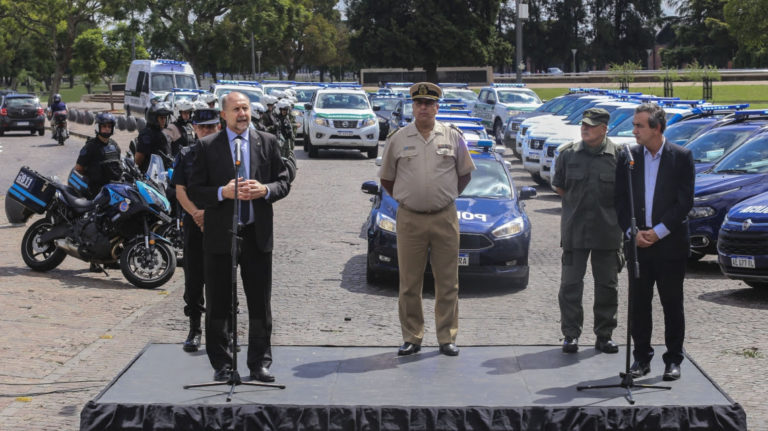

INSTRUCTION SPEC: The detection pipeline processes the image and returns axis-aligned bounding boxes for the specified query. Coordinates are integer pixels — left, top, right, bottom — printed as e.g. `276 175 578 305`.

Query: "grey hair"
635 103 666 133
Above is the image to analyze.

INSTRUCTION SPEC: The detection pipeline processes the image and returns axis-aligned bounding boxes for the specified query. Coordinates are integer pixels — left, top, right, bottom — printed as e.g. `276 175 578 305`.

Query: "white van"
124 59 198 117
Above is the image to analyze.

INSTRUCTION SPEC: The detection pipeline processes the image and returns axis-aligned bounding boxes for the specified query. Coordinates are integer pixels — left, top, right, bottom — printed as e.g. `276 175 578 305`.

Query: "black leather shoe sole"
594 339 619 354
182 342 199 352
439 343 460 356
663 364 681 381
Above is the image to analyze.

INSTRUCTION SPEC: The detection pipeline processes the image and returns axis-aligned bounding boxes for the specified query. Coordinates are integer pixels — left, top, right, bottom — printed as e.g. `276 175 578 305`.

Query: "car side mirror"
372 105 380 111
518 186 537 200
361 180 380 195
392 112 400 117
487 99 496 105
304 103 313 111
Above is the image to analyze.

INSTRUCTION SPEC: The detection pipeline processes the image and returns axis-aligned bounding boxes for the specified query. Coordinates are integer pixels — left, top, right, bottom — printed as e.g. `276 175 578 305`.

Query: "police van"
124 59 198 117
473 83 542 144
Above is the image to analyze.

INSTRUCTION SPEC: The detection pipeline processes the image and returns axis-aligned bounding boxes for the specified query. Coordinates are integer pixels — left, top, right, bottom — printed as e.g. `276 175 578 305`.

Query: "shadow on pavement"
698 286 768 310
0 264 144 291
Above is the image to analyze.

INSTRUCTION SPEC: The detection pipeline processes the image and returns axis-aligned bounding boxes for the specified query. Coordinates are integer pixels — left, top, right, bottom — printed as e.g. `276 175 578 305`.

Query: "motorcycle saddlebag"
7 166 56 214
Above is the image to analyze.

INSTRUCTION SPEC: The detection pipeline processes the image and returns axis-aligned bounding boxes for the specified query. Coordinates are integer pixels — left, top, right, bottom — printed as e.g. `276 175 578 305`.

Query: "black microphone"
624 143 634 167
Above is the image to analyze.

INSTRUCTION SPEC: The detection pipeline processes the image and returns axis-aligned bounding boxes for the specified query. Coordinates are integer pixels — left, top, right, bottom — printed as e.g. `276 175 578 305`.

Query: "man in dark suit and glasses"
614 103 695 382
188 92 291 383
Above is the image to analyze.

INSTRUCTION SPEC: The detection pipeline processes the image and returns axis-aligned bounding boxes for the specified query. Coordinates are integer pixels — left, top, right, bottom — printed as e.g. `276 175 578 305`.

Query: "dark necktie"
235 136 250 225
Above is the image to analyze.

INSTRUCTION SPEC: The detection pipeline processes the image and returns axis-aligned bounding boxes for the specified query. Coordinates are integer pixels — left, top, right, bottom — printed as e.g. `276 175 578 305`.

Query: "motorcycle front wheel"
21 219 66 271
120 238 176 289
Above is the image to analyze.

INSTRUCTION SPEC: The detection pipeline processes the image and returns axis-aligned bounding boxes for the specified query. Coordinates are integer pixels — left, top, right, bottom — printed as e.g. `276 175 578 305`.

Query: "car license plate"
338 130 353 135
458 253 469 266
16 121 29 126
731 256 755 269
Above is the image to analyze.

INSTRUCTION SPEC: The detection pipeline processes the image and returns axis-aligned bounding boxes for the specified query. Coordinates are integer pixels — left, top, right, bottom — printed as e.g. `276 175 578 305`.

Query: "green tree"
346 0 511 82
723 0 768 67
661 0 736 68
586 0 661 70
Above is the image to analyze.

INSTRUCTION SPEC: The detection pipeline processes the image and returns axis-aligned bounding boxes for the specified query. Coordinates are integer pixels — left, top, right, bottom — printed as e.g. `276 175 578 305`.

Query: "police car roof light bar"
157 59 187 65
261 80 297 85
733 109 768 118
439 98 463 103
385 82 413 88
455 124 485 131
171 88 207 93
475 139 494 151
438 109 472 115
695 103 750 112
493 83 526 88
438 83 469 88
435 115 483 123
216 80 262 86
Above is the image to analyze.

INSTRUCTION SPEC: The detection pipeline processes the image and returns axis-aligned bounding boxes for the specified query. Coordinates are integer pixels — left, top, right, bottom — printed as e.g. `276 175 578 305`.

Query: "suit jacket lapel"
652 145 674 219
634 146 645 218
248 129 262 180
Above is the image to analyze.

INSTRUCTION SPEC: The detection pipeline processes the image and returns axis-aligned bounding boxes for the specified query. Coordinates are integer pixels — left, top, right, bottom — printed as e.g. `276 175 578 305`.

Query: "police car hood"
512 112 551 122
314 109 375 120
455 197 522 234
695 173 762 197
725 191 768 223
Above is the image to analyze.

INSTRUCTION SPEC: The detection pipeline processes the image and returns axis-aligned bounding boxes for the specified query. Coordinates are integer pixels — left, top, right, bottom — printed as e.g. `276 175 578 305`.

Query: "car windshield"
498 91 540 104
175 75 197 90
712 134 768 174
608 115 635 137
371 98 400 111
443 89 477 103
402 103 413 117
317 93 369 110
294 89 317 103
685 128 756 162
664 121 712 145
556 97 595 117
215 88 262 104
151 74 175 92
567 104 619 125
460 158 513 199
174 93 197 102
265 86 292 94
6 97 38 107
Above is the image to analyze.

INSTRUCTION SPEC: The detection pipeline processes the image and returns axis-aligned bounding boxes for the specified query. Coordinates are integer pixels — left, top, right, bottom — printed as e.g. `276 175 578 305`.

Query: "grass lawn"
532 84 768 109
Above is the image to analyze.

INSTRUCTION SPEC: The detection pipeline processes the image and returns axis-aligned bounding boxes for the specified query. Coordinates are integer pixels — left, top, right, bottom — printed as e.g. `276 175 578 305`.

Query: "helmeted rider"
135 102 173 171
250 102 267 132
49 93 68 137
166 99 196 156
261 94 279 134
274 98 295 160
74 112 122 199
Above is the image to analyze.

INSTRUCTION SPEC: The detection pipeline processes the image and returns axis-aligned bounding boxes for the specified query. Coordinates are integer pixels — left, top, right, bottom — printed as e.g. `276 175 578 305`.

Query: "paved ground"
0 105 766 430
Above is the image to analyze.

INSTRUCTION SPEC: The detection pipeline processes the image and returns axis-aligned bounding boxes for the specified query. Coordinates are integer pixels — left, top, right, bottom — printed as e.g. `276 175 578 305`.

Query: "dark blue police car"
361 140 536 288
688 130 768 259
717 190 768 289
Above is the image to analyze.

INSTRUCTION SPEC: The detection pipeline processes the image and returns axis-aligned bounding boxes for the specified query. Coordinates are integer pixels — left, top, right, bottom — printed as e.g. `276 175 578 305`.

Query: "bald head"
221 92 251 134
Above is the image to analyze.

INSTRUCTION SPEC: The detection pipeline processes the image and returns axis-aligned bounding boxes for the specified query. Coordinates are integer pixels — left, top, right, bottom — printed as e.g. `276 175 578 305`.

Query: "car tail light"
0 108 6 116
37 107 44 116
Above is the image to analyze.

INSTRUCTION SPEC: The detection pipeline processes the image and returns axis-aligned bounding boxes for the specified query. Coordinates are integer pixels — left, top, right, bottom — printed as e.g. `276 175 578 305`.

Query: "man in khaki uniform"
379 82 476 357
552 108 623 354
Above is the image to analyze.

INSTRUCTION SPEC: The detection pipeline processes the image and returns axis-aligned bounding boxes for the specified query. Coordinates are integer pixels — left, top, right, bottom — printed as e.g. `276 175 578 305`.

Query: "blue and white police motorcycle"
6 154 176 289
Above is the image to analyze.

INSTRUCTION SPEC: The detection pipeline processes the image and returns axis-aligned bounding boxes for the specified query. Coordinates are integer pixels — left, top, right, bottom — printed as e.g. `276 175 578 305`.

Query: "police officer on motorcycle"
275 98 296 161
261 94 279 134
135 102 173 171
48 93 68 138
172 101 221 352
74 112 122 199
166 99 196 156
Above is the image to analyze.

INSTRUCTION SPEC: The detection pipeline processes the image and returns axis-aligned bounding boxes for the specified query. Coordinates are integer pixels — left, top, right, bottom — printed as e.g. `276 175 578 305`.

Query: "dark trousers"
631 252 686 366
204 224 273 372
182 213 205 318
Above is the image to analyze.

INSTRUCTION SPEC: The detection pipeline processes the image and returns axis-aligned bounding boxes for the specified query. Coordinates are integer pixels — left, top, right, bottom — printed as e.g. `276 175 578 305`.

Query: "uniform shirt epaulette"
387 127 404 140
557 141 575 152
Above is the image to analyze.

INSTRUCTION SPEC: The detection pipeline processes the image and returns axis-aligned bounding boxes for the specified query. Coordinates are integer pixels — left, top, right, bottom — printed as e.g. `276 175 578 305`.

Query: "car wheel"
30 129 36 135
530 172 548 186
512 272 529 289
303 133 311 153
38 128 44 136
125 106 131 117
0 128 4 136
366 144 378 159
307 140 318 158
510 142 521 158
493 119 504 145
136 117 146 131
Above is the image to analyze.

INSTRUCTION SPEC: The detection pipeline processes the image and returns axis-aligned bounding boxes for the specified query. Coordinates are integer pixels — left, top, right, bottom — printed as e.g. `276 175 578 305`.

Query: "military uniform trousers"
396 203 459 345
558 248 619 339
182 213 205 318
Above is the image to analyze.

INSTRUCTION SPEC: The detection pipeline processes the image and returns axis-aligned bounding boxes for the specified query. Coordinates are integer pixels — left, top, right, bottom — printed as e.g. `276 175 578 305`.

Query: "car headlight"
688 206 716 219
315 118 329 127
376 212 396 233
293 109 303 117
694 187 741 202
364 118 377 127
492 217 525 238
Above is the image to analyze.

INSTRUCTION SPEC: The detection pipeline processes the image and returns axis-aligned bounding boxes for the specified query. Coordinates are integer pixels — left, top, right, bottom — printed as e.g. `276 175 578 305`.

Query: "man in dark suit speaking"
614 103 695 382
188 92 290 383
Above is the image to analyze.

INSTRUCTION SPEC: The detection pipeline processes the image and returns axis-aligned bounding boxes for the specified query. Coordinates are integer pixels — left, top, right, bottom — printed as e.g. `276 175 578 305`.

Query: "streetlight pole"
571 49 577 73
516 1 528 83
646 49 653 70
251 33 256 80
256 51 263 79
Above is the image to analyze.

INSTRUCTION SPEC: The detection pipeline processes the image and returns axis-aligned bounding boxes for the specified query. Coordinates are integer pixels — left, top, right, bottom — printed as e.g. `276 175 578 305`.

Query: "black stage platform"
80 344 746 430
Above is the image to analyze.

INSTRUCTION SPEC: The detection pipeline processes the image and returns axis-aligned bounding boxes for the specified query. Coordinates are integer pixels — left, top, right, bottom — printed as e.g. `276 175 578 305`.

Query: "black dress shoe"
562 336 578 353
250 367 275 382
182 331 201 352
213 367 231 382
663 363 681 381
594 338 619 354
621 360 651 378
439 343 460 356
397 342 421 356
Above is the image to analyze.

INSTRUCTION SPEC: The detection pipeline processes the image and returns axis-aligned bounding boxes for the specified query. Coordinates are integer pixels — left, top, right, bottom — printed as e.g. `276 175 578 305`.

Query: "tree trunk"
424 64 438 83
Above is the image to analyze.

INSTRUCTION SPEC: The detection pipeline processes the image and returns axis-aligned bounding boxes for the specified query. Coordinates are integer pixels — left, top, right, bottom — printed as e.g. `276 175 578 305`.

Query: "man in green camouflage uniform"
551 108 623 354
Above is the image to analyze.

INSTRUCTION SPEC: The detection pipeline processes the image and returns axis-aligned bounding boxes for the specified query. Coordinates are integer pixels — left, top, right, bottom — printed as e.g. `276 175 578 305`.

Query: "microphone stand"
576 146 670 404
184 137 285 401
